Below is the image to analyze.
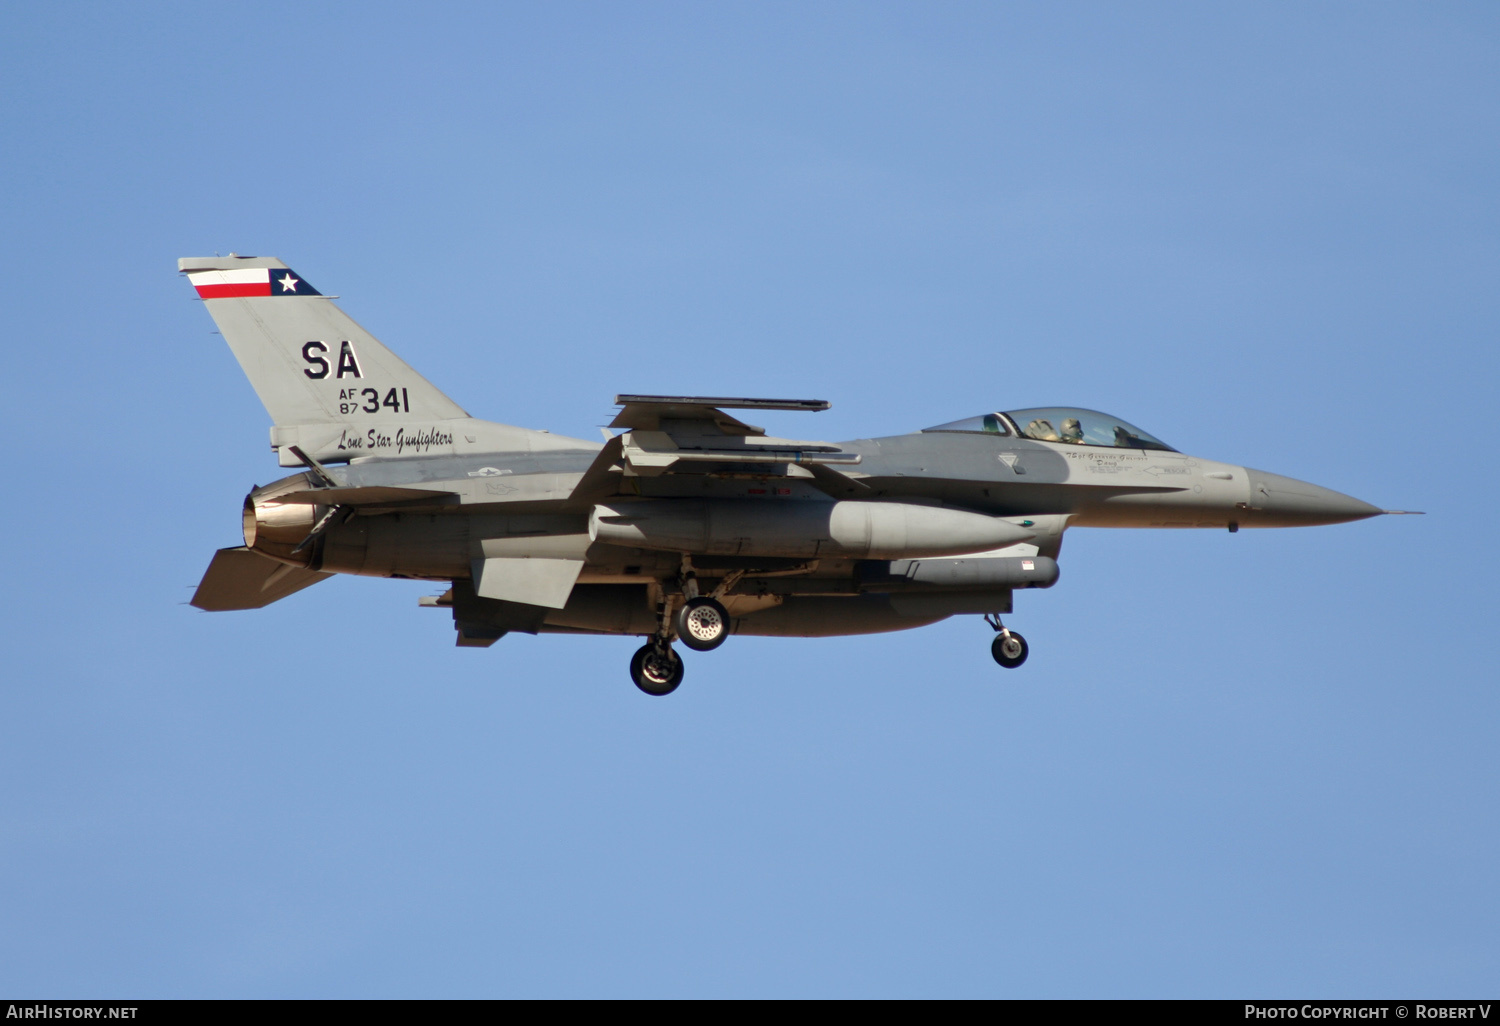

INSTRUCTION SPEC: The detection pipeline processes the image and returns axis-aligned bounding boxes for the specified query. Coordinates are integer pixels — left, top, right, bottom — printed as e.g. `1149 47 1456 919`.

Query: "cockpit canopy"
923 407 1177 452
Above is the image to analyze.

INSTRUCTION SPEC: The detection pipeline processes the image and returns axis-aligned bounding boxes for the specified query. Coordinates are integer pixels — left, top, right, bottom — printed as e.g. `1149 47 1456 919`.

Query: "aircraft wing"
569 395 863 505
608 395 830 433
190 547 333 611
270 485 459 506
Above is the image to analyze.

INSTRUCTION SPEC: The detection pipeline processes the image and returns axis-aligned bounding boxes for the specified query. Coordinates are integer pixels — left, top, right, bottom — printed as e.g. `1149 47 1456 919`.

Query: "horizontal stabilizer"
191 547 332 611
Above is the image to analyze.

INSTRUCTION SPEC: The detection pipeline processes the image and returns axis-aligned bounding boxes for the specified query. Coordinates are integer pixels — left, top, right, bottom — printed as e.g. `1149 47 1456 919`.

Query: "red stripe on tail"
196 282 274 299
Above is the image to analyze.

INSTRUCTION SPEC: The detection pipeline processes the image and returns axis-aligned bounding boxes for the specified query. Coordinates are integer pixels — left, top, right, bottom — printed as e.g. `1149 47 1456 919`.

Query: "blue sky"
1 2 1495 997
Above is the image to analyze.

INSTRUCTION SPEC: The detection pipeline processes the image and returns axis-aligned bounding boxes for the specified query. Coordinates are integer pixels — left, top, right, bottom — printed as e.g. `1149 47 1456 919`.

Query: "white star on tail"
279 275 300 292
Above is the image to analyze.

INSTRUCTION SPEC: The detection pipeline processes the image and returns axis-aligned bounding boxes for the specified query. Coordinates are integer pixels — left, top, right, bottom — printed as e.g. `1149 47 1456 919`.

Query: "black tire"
675 597 730 652
630 643 685 696
991 630 1029 669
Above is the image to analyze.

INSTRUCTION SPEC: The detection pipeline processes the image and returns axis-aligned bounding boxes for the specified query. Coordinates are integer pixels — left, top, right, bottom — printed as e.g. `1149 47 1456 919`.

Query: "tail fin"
181 255 468 427
180 255 582 464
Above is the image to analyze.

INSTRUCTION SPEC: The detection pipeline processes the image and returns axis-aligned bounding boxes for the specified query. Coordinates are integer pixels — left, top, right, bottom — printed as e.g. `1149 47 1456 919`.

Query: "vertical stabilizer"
181 255 467 425
180 255 584 464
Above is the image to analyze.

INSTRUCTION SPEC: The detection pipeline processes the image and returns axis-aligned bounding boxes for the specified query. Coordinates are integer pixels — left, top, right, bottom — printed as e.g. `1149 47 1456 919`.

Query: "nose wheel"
630 640 684 696
985 614 1029 669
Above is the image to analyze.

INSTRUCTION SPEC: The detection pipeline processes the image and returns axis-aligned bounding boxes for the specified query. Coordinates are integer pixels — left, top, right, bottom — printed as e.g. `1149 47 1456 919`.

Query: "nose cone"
1242 468 1384 527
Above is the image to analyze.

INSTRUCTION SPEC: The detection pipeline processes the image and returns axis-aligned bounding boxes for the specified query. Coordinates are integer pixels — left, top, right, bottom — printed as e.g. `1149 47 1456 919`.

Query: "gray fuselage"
238 428 1379 640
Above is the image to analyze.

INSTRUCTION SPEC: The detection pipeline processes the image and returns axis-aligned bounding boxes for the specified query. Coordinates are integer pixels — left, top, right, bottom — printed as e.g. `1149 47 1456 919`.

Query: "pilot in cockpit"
1026 418 1061 442
1060 418 1085 444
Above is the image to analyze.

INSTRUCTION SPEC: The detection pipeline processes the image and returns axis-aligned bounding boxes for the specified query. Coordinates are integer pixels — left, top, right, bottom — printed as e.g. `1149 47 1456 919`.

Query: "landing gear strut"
985 613 1029 669
631 588 688 696
629 560 740 694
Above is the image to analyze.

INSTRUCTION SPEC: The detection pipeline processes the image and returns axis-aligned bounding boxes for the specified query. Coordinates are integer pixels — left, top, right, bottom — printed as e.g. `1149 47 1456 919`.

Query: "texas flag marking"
188 267 321 299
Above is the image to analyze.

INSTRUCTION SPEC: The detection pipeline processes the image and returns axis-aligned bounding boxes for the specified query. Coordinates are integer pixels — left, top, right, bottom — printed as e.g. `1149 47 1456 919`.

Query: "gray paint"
185 256 1396 665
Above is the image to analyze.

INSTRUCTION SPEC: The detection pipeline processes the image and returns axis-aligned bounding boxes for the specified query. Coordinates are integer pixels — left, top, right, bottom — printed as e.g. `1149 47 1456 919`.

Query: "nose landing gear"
985 613 1029 669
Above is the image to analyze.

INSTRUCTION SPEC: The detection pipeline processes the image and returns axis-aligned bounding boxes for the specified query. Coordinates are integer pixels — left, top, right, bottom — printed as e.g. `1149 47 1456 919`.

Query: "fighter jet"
183 255 1405 695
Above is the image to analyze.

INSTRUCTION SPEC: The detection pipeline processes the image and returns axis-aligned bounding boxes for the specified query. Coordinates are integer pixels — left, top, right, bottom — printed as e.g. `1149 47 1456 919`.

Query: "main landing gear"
985 613 1029 669
629 639 685 696
676 596 730 651
632 562 730 695
629 560 741 695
